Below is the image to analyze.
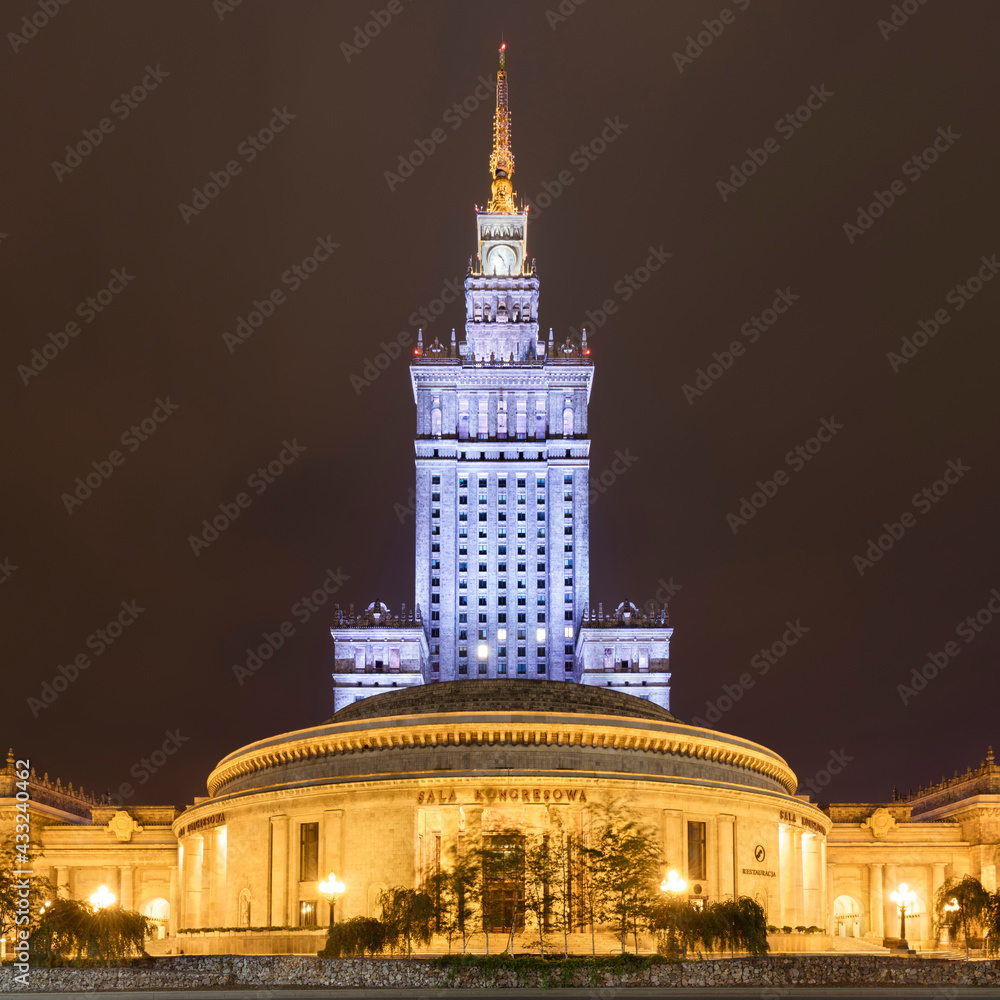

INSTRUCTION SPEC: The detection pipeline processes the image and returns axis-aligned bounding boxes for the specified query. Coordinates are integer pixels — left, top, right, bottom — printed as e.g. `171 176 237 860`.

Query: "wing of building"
5 45 995 958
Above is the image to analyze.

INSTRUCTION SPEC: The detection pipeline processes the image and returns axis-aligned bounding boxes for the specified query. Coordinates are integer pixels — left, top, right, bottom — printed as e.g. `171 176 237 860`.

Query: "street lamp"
660 869 688 895
89 885 116 911
889 882 917 946
318 872 346 926
658 869 689 958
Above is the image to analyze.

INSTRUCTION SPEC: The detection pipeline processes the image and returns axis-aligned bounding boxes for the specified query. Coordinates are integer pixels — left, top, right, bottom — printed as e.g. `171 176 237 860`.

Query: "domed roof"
326 679 679 725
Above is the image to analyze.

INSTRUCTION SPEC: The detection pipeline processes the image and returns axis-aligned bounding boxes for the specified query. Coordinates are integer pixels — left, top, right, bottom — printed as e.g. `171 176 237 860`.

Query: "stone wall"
2 955 998 991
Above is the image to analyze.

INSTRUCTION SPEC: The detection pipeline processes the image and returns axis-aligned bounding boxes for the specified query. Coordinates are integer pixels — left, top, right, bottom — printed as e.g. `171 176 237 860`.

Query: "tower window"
432 492 440 502
564 474 572 484
479 478 487 488
432 476 441 485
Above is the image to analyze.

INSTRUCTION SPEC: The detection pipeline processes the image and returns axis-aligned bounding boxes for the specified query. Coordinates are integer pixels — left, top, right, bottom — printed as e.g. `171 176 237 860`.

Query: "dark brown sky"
3 1 998 808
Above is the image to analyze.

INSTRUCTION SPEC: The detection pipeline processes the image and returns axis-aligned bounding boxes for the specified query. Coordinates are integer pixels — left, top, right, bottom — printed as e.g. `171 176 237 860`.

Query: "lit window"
497 628 507 640
536 627 545 642
564 626 573 638
477 643 489 659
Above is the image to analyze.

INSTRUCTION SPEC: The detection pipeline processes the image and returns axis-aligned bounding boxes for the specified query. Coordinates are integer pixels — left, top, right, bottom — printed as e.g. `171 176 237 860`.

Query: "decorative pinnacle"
487 42 516 213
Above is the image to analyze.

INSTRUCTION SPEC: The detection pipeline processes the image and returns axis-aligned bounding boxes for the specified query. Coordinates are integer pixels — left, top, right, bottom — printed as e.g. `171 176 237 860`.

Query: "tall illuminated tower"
331 45 671 710
410 43 594 683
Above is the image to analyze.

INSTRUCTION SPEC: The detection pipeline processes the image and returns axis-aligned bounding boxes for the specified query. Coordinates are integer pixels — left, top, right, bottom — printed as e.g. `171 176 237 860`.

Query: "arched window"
563 406 573 438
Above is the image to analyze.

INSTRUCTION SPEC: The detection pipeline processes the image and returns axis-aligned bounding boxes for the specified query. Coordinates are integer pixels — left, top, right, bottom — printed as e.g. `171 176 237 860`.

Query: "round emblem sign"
754 844 766 862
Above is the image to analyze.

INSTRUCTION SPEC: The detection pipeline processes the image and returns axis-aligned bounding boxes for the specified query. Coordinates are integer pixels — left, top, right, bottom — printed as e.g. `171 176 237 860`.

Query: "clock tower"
331 43 672 711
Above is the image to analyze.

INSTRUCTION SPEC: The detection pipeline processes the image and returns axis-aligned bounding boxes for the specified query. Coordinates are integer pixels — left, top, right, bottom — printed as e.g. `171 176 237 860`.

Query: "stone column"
718 815 736 900
662 809 684 877
104 866 119 898
825 860 835 936
270 815 289 927
884 863 898 939
932 862 947 945
119 865 134 912
778 825 793 928
55 866 70 899
792 830 804 928
185 836 204 929
168 865 179 936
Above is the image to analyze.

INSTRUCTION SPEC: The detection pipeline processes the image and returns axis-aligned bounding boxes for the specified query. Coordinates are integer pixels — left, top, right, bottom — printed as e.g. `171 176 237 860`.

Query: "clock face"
487 244 517 276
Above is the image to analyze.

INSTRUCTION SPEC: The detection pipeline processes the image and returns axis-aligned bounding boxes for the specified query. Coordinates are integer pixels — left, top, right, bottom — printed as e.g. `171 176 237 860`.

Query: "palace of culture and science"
330 44 671 711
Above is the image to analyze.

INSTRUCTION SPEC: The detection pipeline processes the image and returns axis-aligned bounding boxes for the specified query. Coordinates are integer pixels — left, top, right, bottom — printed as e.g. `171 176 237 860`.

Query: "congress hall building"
5 47 997 956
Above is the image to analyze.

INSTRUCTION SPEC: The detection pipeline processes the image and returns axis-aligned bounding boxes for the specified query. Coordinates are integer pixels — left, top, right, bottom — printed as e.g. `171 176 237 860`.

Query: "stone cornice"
206 714 798 799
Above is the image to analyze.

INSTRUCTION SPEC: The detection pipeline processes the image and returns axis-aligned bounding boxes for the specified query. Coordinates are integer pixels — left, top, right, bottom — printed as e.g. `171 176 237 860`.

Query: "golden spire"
487 42 516 214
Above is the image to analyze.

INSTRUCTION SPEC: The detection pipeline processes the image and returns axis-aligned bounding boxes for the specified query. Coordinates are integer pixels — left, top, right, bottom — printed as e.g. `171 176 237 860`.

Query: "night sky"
4 1 999 811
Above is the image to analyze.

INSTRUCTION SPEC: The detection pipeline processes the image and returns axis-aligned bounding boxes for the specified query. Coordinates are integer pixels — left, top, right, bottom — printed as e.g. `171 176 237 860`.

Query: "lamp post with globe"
318 873 346 926
658 869 689 957
889 883 917 948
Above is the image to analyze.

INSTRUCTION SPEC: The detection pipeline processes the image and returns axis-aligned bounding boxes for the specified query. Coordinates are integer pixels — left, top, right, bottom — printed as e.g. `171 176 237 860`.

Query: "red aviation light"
413 348 422 356
583 348 591 356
